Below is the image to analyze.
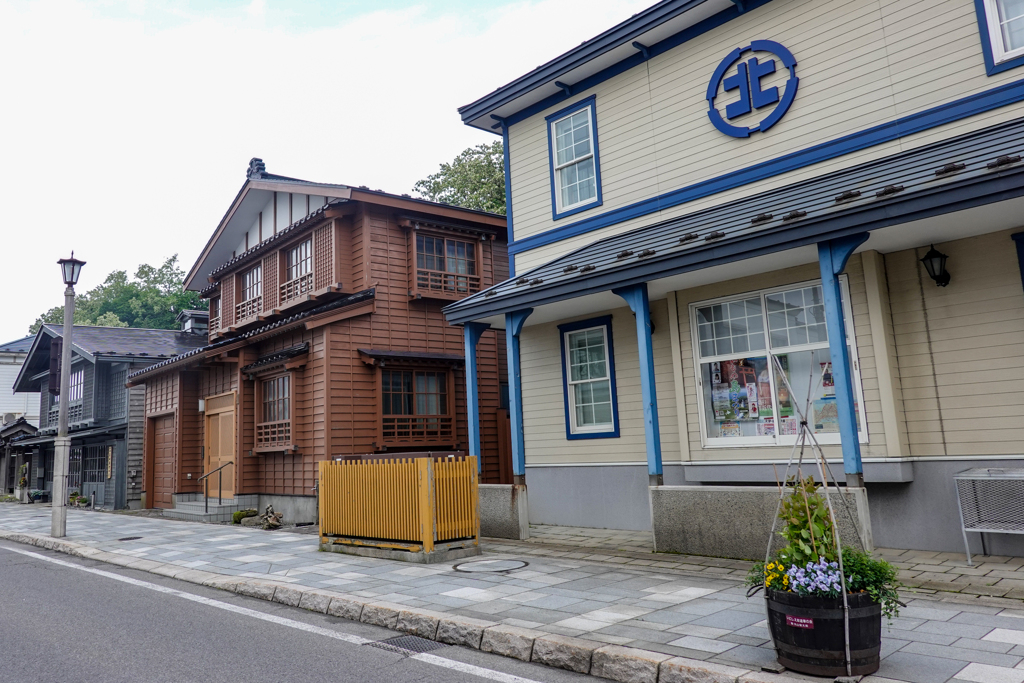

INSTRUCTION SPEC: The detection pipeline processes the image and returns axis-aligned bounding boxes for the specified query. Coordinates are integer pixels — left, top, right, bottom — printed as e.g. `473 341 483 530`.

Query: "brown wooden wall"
141 199 510 505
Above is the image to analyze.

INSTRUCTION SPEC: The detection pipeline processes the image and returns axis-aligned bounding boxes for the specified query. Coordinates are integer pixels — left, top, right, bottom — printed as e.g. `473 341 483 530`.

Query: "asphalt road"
0 539 595 683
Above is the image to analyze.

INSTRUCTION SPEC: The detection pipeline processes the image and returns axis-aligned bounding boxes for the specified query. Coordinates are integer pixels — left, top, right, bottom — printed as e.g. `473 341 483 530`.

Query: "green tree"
29 255 205 334
413 141 505 214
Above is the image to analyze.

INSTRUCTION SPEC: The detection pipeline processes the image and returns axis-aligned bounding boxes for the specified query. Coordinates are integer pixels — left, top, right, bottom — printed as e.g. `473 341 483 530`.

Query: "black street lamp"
919 245 950 287
52 252 85 538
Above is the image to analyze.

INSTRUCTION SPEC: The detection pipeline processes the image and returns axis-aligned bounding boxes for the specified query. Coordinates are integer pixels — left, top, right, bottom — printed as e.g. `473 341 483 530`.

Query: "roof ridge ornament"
246 158 266 179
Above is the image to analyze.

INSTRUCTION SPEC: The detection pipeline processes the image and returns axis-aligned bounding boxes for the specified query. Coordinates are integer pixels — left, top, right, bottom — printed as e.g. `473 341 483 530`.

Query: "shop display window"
690 278 866 447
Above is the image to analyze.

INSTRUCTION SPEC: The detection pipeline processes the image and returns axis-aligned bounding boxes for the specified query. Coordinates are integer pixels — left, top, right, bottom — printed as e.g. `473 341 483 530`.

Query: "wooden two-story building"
446 0 1024 555
11 324 208 508
127 159 509 523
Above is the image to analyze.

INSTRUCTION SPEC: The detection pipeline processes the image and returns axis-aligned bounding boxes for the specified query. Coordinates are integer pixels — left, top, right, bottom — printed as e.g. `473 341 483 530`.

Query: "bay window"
690 278 866 447
381 369 454 446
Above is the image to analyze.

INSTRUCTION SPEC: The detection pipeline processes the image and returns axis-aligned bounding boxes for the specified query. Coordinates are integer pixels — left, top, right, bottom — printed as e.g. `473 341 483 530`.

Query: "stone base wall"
258 494 317 525
651 485 872 561
479 484 530 539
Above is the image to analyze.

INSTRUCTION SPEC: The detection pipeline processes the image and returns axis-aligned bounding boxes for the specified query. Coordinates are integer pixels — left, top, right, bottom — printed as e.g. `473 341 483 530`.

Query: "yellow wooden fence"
319 456 479 554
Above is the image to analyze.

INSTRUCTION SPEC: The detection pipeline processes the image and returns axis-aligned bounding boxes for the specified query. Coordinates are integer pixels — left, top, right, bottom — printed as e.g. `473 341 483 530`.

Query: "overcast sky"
0 0 652 342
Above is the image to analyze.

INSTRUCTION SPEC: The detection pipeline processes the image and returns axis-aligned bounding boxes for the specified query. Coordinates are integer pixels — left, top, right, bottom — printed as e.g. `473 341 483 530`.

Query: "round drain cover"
453 559 528 573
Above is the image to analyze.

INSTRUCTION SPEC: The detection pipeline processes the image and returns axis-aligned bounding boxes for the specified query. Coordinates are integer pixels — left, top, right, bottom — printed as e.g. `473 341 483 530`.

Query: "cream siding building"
449 0 1024 555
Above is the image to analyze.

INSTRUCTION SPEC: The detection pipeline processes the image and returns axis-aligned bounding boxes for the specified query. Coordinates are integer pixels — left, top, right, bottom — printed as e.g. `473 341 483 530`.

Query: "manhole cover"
452 559 528 573
117 536 143 541
367 635 448 655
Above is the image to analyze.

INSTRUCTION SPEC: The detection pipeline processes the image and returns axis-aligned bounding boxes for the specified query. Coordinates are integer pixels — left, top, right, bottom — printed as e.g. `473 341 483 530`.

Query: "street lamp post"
52 253 84 538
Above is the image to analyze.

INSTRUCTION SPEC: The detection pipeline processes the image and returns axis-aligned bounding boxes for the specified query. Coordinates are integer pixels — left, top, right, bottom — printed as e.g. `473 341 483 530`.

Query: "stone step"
162 508 237 524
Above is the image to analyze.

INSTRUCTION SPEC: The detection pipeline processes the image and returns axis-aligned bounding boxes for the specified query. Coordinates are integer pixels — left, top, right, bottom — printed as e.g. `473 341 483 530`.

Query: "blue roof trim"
974 0 1024 76
501 123 515 277
459 0 735 127
490 0 773 132
509 69 1024 257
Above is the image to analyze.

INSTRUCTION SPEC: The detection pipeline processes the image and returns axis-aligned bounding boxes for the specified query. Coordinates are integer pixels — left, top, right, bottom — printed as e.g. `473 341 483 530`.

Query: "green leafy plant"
233 509 258 524
776 475 838 566
842 547 901 620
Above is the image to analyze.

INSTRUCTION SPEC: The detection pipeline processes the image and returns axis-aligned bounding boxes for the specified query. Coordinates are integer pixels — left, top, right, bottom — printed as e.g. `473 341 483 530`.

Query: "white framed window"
546 96 603 219
241 264 262 302
558 316 618 438
984 0 1024 64
689 277 867 448
286 239 312 282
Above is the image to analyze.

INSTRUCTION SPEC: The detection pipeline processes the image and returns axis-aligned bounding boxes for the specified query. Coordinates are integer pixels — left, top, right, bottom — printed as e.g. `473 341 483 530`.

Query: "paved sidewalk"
5 506 1024 683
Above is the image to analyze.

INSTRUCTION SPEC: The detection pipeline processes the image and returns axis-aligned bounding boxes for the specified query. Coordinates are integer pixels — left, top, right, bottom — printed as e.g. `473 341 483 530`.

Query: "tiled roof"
357 349 465 364
127 288 376 381
43 325 209 359
0 335 35 353
240 343 309 373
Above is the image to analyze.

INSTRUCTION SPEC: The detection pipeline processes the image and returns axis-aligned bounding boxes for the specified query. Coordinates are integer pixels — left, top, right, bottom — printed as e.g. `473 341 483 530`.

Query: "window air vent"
528 278 544 286
875 184 904 198
834 190 861 202
636 249 656 258
515 277 529 286
782 210 807 221
751 213 773 225
705 231 725 241
935 162 966 176
579 265 596 273
679 233 699 243
987 155 1022 169
617 250 635 259
563 264 578 273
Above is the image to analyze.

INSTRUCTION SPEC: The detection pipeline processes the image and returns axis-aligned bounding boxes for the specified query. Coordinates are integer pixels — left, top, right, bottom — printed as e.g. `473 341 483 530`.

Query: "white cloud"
0 0 651 340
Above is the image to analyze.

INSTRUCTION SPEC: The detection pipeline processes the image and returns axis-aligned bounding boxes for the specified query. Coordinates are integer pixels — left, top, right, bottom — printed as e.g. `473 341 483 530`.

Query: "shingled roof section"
0 335 35 354
127 288 376 382
43 325 209 359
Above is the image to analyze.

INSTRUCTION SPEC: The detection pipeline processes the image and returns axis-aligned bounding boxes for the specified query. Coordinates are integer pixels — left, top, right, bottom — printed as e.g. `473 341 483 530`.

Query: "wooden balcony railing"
279 272 313 304
48 403 83 427
382 415 454 444
415 269 481 297
235 296 261 322
256 419 292 450
208 316 220 332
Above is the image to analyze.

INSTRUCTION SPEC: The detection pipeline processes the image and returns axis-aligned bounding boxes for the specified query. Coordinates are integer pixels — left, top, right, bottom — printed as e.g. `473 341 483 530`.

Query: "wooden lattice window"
208 297 221 332
381 369 454 446
314 222 334 291
236 264 262 320
256 374 291 451
280 239 314 303
413 234 481 299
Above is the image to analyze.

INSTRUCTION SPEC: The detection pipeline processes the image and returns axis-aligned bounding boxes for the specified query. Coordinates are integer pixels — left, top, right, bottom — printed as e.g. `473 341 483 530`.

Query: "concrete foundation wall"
651 485 871 561
258 494 317 525
479 484 529 539
526 465 653 531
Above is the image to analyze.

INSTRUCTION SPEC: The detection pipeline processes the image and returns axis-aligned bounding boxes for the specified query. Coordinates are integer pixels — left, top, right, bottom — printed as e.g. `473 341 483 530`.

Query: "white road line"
0 544 549 683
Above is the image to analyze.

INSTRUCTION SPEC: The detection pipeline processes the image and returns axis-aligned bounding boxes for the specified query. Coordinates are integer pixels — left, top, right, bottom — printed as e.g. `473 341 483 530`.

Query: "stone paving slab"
4 505 1024 683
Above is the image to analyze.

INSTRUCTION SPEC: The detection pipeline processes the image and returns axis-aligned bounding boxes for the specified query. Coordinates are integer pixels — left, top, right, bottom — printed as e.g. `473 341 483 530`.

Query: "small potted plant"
16 464 28 503
747 476 900 677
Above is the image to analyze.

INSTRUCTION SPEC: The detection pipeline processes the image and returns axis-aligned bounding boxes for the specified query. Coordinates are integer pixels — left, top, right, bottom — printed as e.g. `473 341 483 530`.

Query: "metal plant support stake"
762 351 865 678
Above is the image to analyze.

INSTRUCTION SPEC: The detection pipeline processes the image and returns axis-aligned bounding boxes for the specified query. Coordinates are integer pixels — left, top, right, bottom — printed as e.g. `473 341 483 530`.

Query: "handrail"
199 461 234 513
198 461 234 482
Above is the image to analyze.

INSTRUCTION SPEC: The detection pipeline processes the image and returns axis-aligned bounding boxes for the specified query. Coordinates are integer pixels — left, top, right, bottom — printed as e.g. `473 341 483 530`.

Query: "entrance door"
204 393 235 500
153 415 175 509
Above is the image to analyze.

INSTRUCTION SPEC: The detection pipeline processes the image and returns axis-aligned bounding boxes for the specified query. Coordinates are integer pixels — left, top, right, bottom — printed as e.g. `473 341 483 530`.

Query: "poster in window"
720 421 742 437
813 397 840 433
779 416 799 435
716 358 767 421
757 418 776 437
820 362 835 396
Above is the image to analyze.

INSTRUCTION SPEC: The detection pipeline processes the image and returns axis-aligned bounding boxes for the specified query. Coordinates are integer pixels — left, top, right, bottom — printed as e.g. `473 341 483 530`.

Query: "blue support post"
612 283 663 484
463 322 490 472
817 233 869 485
505 309 533 483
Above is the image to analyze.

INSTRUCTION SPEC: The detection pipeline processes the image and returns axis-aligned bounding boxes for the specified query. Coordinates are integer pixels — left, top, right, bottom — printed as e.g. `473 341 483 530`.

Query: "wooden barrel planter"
766 588 882 677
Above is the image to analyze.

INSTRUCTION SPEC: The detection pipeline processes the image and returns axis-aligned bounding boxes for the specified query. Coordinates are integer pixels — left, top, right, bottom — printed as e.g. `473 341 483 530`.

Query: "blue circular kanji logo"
707 40 799 139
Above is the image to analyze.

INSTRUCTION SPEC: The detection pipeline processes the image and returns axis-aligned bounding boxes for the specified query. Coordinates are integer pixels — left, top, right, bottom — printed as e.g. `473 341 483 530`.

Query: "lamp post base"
52 435 70 538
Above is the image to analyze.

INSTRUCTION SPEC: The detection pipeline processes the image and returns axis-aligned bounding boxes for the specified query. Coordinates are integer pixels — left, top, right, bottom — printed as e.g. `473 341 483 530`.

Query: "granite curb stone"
659 657 747 683
327 595 364 621
481 624 546 661
530 633 599 673
436 615 498 648
360 601 405 629
272 585 305 607
591 645 672 683
298 590 334 614
397 608 447 639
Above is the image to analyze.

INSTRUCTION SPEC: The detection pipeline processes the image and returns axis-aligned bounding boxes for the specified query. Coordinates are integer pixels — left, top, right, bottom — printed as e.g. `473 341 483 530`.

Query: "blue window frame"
975 0 1024 75
546 95 603 220
558 315 619 439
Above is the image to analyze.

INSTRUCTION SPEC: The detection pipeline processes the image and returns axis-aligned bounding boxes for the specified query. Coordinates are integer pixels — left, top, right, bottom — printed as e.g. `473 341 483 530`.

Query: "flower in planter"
786 558 843 598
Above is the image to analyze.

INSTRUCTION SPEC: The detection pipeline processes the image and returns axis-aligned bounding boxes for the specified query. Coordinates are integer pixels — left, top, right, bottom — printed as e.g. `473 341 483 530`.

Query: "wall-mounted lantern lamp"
920 245 950 287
